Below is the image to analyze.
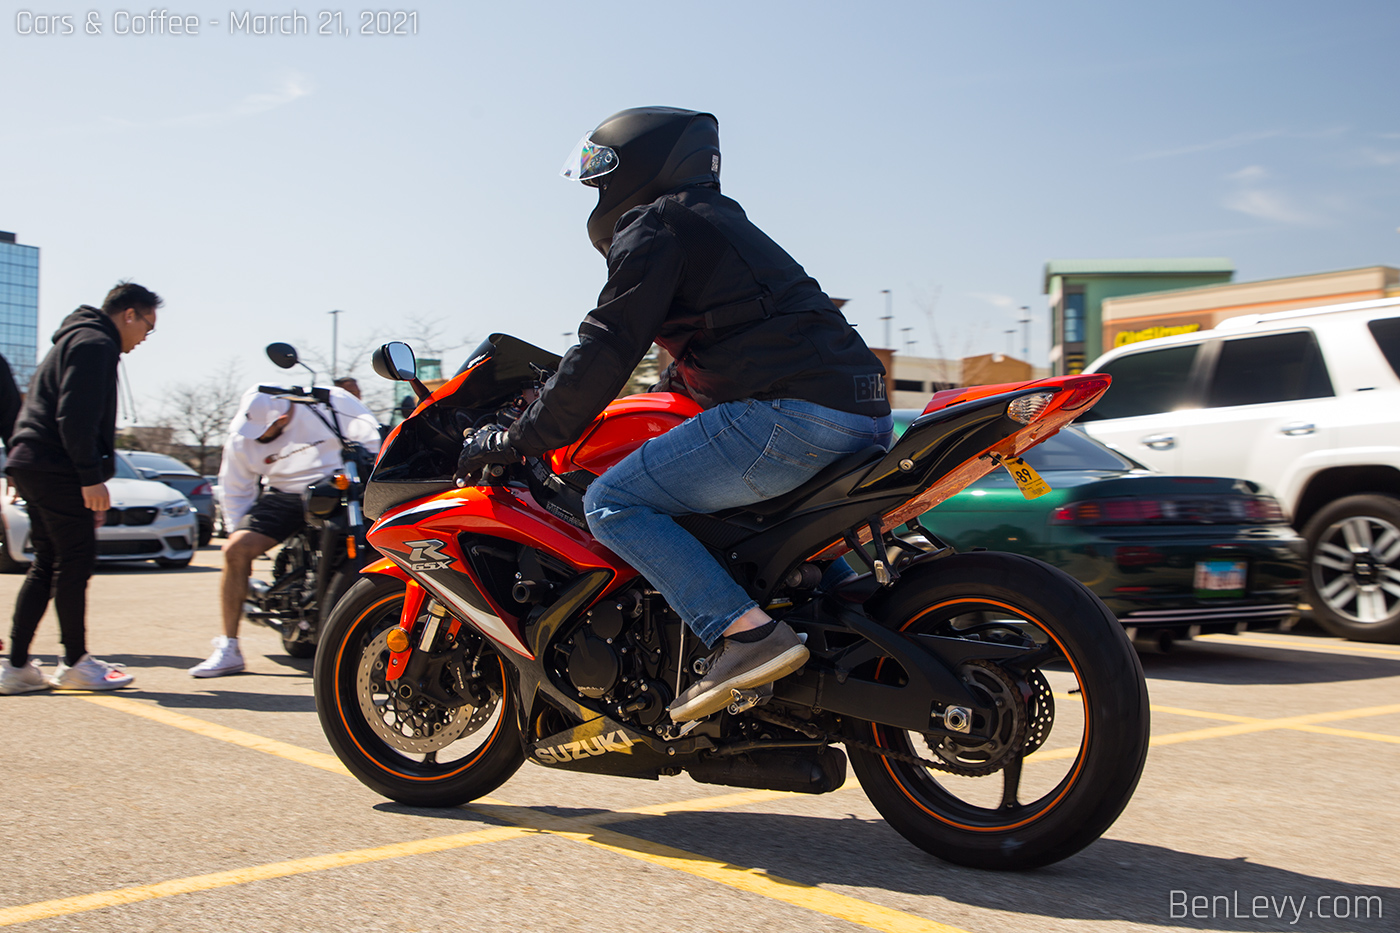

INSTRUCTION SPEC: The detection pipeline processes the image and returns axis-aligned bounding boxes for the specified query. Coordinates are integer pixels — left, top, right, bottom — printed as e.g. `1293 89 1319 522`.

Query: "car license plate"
1194 560 1246 598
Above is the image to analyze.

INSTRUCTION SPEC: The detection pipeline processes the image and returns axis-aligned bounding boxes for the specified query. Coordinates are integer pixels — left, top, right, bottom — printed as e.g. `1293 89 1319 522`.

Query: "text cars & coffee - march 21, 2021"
13 9 420 37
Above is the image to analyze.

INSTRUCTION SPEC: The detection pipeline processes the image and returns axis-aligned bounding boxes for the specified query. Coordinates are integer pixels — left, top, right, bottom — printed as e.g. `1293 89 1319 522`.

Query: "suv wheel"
1302 494 1400 643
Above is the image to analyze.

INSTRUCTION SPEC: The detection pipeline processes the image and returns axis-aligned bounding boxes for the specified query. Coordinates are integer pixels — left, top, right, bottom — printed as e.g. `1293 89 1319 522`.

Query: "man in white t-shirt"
191 386 380 677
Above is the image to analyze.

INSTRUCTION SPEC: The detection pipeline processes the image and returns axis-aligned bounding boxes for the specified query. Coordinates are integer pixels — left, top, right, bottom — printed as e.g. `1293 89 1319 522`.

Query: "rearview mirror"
372 342 417 381
266 342 299 370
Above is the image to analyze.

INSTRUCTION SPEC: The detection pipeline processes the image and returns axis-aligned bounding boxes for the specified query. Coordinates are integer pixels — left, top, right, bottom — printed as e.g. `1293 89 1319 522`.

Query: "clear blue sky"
3 1 1397 420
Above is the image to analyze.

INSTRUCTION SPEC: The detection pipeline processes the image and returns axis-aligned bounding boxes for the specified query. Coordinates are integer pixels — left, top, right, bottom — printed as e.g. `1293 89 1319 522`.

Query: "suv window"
1206 331 1333 408
1366 317 1400 378
1080 344 1199 421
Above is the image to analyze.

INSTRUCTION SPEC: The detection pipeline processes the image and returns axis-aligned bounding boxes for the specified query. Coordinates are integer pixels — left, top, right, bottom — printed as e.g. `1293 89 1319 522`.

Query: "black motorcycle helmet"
559 107 721 254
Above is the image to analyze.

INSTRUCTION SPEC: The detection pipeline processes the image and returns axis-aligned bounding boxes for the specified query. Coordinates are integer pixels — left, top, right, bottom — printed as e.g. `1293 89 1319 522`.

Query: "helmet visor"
559 134 619 185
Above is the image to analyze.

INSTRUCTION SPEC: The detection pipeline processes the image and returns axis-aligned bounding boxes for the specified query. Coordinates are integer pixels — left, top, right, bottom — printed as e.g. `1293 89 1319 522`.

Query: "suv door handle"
1142 434 1176 450
1281 422 1315 436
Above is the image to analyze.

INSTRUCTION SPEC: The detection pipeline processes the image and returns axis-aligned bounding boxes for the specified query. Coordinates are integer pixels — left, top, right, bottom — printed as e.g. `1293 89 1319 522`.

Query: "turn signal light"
1006 392 1056 424
332 473 351 490
385 628 410 653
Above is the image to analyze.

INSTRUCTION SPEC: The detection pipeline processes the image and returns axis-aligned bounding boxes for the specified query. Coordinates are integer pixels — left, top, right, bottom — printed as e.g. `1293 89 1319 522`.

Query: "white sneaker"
0 658 51 695
53 654 134 690
189 637 245 678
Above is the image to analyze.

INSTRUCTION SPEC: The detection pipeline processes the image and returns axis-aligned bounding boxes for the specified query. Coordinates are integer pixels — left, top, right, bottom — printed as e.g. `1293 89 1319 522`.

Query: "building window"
1064 292 1086 344
893 379 925 392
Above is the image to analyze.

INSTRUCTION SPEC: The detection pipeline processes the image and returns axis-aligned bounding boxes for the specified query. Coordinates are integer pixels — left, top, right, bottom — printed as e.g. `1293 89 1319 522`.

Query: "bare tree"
154 362 244 474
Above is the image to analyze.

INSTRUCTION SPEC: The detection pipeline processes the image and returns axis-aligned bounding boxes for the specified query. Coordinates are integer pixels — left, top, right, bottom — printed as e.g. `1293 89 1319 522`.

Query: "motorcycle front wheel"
847 551 1150 870
315 575 524 806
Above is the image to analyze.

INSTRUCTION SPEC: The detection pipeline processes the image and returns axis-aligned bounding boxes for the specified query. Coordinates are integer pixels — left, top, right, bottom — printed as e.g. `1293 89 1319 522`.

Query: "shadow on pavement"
122 688 316 713
451 803 1394 932
92 562 220 575
1139 641 1399 686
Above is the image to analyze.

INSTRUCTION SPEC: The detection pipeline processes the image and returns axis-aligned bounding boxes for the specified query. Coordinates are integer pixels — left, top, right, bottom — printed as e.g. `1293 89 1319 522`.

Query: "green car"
894 412 1307 648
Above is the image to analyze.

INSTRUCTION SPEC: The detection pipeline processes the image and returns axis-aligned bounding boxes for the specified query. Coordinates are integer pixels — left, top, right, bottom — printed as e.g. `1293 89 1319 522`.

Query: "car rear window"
1078 344 1199 421
1206 330 1333 407
1367 317 1400 378
1018 429 1135 473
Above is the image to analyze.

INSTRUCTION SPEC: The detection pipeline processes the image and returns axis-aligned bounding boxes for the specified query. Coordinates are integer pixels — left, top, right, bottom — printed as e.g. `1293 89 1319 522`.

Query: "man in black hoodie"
0 282 160 695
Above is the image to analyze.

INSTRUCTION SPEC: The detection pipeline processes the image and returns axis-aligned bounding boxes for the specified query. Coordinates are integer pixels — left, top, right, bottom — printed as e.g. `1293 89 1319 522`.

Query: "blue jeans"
583 399 894 646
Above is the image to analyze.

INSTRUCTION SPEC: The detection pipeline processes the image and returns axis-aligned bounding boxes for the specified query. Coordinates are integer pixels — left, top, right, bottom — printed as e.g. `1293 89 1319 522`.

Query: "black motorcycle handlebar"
258 385 333 403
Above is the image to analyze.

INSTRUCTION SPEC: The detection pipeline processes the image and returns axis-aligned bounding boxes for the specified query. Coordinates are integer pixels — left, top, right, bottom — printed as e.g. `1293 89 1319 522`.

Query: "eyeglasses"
135 310 155 335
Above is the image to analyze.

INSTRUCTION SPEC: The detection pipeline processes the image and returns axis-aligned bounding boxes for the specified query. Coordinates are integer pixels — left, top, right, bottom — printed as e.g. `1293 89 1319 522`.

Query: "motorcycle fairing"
548 392 704 477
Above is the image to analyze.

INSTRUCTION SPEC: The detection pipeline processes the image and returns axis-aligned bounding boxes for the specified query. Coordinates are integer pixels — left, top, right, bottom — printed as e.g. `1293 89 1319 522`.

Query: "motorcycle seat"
741 445 887 517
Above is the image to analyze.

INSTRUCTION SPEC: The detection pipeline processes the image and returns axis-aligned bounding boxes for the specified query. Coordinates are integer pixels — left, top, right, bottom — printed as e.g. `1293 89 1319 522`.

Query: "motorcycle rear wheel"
315 575 524 806
847 551 1149 870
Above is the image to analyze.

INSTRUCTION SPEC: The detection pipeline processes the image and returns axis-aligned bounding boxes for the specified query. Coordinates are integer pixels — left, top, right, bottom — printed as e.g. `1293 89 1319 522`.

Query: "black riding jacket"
509 185 888 456
5 306 121 486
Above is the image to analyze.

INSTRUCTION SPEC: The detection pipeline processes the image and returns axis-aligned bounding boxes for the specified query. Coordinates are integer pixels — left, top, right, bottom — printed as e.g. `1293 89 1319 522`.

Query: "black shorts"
235 491 306 542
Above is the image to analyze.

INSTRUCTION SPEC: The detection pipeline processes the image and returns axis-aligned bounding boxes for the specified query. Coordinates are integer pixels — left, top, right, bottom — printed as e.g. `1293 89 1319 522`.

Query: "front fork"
383 580 484 708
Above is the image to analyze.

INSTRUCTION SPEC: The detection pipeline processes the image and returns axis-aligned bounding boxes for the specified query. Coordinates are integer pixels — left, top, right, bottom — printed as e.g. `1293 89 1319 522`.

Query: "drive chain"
752 708 961 774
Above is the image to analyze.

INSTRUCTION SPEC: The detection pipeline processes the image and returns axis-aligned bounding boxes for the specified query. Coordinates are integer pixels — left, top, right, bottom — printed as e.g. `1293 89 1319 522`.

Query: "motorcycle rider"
455 107 892 721
193 385 380 677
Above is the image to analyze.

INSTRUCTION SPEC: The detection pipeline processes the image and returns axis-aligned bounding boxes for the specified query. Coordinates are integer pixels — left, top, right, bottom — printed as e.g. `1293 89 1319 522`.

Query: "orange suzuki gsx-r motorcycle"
313 334 1149 870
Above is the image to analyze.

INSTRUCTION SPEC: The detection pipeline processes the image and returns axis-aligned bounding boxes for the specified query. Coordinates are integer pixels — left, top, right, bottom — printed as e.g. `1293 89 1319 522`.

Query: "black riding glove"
454 424 520 486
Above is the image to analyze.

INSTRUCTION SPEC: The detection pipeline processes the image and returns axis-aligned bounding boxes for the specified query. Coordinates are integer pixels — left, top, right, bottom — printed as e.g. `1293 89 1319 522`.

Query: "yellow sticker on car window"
1003 456 1051 500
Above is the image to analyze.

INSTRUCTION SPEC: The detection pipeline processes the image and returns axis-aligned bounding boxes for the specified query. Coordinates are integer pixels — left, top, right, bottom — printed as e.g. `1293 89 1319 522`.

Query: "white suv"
1079 296 1400 642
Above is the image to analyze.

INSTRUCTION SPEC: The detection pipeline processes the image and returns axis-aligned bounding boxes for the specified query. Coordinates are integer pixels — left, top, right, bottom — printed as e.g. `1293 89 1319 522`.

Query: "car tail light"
1051 495 1288 525
192 482 212 496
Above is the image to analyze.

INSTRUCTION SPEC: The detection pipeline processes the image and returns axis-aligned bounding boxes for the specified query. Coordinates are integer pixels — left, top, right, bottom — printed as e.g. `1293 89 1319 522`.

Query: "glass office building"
0 231 39 389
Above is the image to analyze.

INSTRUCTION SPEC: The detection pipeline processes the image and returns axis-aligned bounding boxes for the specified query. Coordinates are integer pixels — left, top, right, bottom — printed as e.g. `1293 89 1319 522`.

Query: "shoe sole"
190 664 245 678
669 644 809 722
53 677 134 690
0 681 51 695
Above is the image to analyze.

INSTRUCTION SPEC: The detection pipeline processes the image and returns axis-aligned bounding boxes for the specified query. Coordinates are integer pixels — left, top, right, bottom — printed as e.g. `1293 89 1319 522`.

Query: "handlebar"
258 384 332 403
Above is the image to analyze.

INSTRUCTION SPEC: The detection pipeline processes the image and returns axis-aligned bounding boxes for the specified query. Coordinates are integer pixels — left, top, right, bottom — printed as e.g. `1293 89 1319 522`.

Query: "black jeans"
7 469 98 667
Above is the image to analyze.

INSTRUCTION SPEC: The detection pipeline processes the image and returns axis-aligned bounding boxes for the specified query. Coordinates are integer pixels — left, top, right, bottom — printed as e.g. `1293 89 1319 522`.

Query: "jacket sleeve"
508 210 685 456
56 340 119 486
216 437 262 530
0 355 21 448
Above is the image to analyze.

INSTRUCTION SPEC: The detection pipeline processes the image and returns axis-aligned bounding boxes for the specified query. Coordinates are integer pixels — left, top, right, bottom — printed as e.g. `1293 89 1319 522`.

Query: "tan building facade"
1101 265 1400 350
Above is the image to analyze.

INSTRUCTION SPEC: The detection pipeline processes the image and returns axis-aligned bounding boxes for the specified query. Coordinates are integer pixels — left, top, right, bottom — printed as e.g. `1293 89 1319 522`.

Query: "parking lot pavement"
2 546 1398 932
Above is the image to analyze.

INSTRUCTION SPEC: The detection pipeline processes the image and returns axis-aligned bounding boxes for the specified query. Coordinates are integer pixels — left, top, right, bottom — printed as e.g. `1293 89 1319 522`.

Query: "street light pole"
1019 306 1032 361
329 309 344 380
1004 329 1016 356
880 289 892 349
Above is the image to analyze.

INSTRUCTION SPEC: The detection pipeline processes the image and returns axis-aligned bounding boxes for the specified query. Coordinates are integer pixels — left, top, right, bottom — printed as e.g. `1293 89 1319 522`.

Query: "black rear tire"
1302 494 1400 643
315 575 524 806
847 551 1149 870
282 635 317 659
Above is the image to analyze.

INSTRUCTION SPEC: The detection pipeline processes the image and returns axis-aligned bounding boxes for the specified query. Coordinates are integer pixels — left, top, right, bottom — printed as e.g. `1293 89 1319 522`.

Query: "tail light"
1006 392 1056 424
1058 375 1111 411
1051 495 1287 525
192 482 212 496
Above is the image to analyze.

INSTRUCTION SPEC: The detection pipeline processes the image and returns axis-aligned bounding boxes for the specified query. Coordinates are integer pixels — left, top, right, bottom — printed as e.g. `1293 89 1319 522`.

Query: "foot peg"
726 682 774 715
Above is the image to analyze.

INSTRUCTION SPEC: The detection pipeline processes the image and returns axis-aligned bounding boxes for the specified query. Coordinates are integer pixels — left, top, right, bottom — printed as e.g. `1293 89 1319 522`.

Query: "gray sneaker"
669 621 809 722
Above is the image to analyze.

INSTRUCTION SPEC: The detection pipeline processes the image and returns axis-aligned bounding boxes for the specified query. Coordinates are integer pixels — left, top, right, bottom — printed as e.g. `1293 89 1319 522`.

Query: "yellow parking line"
471 804 971 933
1147 703 1400 748
40 697 966 933
1197 634 1400 660
0 825 529 928
78 694 351 775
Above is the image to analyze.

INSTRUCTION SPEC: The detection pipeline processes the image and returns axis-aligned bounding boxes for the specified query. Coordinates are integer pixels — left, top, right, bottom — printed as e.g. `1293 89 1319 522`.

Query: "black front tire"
1302 494 1400 643
314 575 524 806
847 551 1150 870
